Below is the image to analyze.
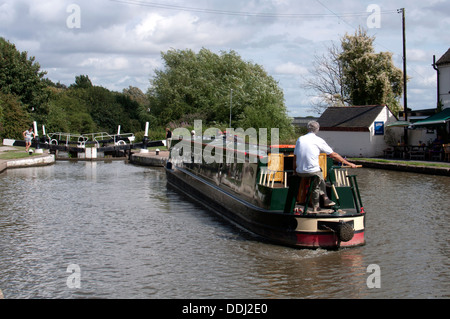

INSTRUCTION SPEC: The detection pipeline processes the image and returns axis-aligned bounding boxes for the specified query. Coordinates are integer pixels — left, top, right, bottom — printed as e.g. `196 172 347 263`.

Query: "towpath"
0 146 55 173
351 158 450 176
129 150 169 167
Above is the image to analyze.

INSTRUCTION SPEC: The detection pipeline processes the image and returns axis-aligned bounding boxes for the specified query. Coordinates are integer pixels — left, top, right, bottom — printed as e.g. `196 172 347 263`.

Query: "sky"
1 0 449 117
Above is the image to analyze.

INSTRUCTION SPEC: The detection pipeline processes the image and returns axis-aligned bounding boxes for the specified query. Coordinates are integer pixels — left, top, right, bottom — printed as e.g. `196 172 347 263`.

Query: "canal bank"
351 158 450 176
130 150 169 167
0 146 55 174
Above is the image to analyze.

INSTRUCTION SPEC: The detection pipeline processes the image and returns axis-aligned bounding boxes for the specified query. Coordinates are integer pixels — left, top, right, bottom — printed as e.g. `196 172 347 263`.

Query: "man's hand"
329 152 359 168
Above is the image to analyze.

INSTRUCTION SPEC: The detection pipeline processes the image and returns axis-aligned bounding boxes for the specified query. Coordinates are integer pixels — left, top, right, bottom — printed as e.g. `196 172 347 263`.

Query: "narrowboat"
165 136 365 250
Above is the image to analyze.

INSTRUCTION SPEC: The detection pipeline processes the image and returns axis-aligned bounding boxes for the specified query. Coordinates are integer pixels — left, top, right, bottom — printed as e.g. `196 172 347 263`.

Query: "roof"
436 48 450 66
318 105 386 132
413 108 450 126
292 116 319 127
399 108 437 117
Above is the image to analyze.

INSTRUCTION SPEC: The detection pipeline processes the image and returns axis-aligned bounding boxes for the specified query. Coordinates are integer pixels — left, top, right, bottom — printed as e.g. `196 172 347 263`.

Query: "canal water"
0 161 448 299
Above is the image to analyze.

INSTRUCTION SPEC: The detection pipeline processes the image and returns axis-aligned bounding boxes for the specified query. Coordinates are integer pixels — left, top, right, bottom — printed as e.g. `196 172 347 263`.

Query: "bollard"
156 149 160 155
140 135 150 153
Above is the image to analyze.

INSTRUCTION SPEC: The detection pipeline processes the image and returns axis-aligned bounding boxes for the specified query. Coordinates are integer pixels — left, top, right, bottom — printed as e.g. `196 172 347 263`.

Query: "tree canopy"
45 84 146 135
0 37 48 139
0 92 31 140
0 37 50 114
305 28 404 115
339 28 403 111
148 48 293 139
70 75 93 89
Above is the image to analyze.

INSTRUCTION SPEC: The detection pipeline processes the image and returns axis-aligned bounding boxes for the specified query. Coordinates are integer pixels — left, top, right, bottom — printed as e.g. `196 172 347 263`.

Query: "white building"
316 105 399 158
434 48 450 109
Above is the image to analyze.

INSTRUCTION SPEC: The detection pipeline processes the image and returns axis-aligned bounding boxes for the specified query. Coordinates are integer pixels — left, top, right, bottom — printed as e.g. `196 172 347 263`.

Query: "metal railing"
259 168 294 188
46 132 135 148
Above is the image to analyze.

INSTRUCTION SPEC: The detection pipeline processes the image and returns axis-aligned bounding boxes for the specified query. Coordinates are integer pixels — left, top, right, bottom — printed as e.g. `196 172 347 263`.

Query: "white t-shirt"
294 133 333 174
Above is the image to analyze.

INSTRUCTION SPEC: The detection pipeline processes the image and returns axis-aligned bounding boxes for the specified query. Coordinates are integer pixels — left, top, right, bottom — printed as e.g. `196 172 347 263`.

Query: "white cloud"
0 2 15 25
79 56 130 71
407 49 428 62
28 0 67 23
275 62 308 76
14 40 41 52
135 13 166 40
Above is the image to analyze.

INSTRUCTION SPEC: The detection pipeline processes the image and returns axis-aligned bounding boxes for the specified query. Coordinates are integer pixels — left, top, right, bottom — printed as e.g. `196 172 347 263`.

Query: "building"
399 108 437 123
292 116 319 129
433 48 450 109
316 105 398 158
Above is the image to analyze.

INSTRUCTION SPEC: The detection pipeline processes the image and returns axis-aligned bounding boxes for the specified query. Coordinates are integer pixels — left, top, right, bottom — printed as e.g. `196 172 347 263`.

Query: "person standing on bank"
166 127 172 149
293 121 357 213
23 127 35 153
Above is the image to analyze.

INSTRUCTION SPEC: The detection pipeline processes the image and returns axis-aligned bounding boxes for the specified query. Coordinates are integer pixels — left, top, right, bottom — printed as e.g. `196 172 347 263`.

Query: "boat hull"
166 165 365 250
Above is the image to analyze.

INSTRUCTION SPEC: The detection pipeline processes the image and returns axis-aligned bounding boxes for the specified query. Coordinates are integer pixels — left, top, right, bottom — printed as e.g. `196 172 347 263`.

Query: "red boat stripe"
296 231 365 248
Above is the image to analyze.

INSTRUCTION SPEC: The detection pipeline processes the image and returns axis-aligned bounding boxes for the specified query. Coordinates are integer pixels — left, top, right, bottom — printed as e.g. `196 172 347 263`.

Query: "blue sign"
374 122 384 135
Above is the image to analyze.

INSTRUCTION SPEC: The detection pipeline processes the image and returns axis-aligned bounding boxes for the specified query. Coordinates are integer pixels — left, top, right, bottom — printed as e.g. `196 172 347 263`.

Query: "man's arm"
329 152 357 168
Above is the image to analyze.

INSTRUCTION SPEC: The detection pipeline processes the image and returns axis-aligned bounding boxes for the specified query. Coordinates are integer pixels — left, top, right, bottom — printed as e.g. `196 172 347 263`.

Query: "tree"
148 48 293 139
339 28 403 113
0 37 50 114
44 77 147 135
303 43 347 113
70 75 93 89
123 86 147 106
304 28 404 115
46 87 96 134
0 92 31 140
123 86 155 127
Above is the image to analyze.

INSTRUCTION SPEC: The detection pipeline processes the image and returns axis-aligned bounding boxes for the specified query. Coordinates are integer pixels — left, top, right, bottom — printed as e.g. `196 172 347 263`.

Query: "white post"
229 89 233 129
33 121 43 154
33 121 39 136
117 125 121 135
144 122 149 137
141 122 150 153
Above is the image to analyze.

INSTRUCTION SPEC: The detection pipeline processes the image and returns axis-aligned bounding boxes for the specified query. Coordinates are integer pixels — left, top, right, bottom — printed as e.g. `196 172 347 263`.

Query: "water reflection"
0 163 448 299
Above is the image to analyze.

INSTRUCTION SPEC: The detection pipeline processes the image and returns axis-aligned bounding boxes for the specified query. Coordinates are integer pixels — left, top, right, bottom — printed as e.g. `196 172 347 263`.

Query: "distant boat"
165 137 365 250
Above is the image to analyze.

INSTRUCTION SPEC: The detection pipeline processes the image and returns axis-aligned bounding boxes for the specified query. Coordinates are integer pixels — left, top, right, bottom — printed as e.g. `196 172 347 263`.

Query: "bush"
0 93 31 140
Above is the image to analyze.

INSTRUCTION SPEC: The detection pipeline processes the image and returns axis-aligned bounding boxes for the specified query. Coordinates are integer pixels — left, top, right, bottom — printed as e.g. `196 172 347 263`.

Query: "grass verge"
0 148 40 160
351 158 450 168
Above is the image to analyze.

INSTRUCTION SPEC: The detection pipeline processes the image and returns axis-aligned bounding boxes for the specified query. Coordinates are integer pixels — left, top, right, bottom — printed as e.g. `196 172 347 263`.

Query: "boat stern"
294 213 365 249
